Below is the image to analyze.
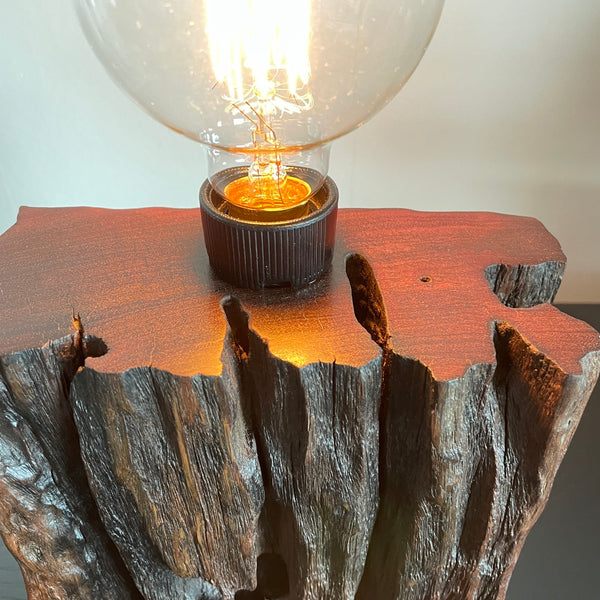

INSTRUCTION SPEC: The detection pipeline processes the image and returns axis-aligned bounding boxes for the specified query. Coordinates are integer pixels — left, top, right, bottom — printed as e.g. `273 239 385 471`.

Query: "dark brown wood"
0 207 598 600
69 298 381 600
221 297 382 599
355 327 600 600
0 333 141 599
70 357 258 600
2 207 595 379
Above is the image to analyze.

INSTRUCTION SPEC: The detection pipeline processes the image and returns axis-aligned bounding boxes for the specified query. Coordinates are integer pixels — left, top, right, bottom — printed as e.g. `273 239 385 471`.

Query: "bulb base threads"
200 168 338 290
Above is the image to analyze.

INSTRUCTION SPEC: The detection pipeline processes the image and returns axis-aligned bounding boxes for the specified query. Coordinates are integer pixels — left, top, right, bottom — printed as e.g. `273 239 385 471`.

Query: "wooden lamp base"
0 207 598 600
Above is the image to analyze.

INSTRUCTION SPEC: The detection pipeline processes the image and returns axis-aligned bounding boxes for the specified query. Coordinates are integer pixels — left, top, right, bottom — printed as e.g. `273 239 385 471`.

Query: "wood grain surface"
0 207 597 380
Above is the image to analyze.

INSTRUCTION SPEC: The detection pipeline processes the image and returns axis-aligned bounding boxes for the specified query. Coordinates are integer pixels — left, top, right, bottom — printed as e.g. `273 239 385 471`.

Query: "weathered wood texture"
70 303 381 600
0 333 141 599
221 297 382 599
0 208 599 600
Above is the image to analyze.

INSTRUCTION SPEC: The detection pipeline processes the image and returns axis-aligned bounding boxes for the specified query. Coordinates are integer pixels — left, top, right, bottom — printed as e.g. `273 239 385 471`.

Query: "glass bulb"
75 0 444 221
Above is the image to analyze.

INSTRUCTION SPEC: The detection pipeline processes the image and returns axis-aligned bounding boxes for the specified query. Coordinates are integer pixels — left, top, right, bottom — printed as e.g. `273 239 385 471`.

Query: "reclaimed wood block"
0 207 598 600
0 330 140 599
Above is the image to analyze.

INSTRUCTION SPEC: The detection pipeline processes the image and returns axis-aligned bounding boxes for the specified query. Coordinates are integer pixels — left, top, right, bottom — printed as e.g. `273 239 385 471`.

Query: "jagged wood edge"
484 261 565 308
69 343 258 600
346 254 600 599
70 296 382 600
0 252 597 600
0 333 142 600
224 296 382 599
70 283 600 600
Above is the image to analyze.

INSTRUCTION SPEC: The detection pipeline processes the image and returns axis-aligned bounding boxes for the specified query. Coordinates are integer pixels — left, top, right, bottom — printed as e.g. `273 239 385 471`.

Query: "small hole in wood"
420 276 432 283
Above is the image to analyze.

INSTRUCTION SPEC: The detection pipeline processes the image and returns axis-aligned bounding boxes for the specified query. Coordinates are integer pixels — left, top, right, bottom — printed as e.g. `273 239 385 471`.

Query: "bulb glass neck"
206 142 331 223
218 81 313 221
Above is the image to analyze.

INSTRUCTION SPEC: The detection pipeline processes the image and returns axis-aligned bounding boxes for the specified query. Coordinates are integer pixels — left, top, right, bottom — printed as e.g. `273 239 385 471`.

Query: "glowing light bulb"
75 0 445 287
205 0 314 219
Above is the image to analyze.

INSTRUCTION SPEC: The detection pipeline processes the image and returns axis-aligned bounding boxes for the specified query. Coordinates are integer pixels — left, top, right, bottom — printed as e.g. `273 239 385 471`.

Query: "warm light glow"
225 174 311 220
205 0 314 216
205 0 312 105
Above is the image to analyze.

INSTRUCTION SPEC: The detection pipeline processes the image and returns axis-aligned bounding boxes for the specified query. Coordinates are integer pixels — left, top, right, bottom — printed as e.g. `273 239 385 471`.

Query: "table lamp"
75 0 444 288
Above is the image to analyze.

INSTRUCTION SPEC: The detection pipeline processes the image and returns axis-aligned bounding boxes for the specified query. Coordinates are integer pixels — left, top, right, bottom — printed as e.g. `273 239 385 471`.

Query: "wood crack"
484 261 565 308
0 331 141 600
0 259 598 599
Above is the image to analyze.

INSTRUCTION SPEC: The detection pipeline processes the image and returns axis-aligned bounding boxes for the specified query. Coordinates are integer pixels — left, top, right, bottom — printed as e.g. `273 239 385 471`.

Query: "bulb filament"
205 0 314 218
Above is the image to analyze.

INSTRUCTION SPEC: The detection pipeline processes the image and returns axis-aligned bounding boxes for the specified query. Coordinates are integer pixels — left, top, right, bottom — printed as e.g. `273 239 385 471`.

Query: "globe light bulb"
75 0 444 288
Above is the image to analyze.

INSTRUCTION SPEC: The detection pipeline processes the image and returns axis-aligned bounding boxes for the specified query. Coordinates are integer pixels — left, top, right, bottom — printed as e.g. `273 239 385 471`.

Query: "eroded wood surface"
70 357 259 600
0 334 141 599
70 306 381 600
0 208 599 599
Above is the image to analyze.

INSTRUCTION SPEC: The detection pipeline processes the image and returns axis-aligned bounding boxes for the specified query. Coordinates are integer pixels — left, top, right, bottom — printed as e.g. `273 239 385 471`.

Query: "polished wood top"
0 207 597 379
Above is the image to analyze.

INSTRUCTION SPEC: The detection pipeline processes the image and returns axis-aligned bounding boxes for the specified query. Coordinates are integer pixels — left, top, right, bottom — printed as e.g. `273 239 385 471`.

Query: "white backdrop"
1 1 598 301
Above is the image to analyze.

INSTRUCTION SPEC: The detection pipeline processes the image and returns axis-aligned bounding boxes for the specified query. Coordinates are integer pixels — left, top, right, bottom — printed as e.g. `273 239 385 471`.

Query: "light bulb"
75 0 444 287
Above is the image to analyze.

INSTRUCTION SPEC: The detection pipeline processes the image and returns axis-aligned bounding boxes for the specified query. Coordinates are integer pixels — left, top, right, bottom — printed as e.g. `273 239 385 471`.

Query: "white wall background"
0 1 598 301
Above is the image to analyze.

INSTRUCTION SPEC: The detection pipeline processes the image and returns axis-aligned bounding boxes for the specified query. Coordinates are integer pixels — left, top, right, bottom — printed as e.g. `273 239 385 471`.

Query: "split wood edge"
0 255 598 600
